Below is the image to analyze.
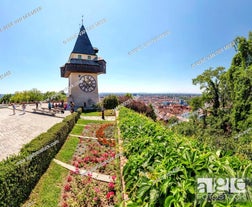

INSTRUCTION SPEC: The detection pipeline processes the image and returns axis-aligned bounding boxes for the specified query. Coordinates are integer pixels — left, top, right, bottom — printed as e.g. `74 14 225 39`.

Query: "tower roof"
72 25 95 55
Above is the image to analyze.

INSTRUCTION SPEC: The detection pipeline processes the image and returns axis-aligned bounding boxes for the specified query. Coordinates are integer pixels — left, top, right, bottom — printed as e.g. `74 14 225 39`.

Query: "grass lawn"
77 119 114 125
21 127 80 207
82 109 115 116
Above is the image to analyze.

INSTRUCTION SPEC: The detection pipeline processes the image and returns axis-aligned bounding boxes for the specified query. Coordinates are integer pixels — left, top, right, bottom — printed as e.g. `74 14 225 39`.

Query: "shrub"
0 109 82 207
103 95 119 109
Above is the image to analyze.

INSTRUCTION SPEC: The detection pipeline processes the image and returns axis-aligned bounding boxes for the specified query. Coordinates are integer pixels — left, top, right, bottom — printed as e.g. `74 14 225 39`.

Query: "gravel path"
0 104 70 161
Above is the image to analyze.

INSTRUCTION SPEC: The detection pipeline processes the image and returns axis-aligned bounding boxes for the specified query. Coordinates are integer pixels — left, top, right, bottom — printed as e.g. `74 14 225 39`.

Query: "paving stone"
0 104 70 161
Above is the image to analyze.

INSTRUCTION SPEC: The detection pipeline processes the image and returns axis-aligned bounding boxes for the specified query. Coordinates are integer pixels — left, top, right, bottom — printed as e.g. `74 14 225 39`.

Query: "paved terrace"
0 104 71 161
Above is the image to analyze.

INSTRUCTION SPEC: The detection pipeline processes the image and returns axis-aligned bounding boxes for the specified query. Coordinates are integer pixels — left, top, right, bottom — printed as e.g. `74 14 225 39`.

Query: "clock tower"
60 22 106 109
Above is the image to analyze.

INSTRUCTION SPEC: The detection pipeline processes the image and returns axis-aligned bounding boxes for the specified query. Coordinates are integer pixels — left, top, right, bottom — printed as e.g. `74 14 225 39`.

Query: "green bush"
103 95 119 109
119 107 252 206
0 109 82 207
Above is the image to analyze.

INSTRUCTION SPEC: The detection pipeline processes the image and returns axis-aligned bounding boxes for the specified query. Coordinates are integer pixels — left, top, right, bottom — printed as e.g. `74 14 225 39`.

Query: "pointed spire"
72 17 95 55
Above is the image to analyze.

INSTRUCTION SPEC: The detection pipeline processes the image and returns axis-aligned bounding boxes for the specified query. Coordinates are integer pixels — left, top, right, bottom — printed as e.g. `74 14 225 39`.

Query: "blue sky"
0 0 251 94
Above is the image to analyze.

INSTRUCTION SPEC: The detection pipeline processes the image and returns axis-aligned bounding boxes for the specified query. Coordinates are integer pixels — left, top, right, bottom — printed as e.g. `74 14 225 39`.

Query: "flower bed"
96 124 115 147
61 123 118 207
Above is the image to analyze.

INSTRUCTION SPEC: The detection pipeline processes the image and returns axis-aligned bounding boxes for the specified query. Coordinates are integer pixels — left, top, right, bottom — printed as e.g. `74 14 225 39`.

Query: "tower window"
78 55 82 59
88 56 91 60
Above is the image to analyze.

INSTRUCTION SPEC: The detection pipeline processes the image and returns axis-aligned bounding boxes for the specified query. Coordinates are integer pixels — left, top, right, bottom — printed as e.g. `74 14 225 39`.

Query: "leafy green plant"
119 107 252 206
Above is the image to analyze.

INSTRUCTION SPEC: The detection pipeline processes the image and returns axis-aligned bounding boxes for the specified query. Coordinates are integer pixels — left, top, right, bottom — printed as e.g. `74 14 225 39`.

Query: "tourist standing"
22 103 26 114
70 101 75 113
12 103 16 115
102 108 105 120
48 101 52 111
35 102 39 110
64 103 67 110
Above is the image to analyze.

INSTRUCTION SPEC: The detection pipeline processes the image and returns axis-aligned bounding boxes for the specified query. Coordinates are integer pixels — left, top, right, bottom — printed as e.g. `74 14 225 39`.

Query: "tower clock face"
79 75 96 92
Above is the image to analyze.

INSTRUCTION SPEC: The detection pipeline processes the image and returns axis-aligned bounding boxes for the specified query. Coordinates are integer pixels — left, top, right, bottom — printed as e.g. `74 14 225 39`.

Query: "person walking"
102 108 105 120
48 101 52 111
35 102 39 110
12 103 16 115
70 101 75 113
22 103 26 114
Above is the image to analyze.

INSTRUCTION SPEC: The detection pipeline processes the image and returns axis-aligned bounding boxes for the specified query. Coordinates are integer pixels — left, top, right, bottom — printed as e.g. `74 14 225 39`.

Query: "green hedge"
0 108 82 207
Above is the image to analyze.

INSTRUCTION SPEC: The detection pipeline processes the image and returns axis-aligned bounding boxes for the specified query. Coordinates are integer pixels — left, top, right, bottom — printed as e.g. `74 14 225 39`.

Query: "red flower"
108 182 115 189
103 152 109 158
110 152 116 157
112 175 116 181
67 176 72 182
106 191 115 199
87 172 92 181
73 161 79 167
62 202 68 207
64 183 71 192
100 157 106 162
83 157 90 163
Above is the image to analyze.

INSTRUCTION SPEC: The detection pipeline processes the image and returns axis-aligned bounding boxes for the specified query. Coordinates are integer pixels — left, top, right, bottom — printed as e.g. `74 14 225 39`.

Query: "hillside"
118 107 252 206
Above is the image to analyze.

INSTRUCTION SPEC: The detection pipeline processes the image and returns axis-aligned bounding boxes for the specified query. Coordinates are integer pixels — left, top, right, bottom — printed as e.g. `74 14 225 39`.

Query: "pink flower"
110 152 116 157
73 161 79 167
94 197 98 201
93 150 98 154
87 172 92 181
83 156 90 163
75 167 80 174
100 157 106 162
62 202 68 207
94 187 100 193
106 191 115 199
112 175 116 181
67 176 72 182
108 182 115 189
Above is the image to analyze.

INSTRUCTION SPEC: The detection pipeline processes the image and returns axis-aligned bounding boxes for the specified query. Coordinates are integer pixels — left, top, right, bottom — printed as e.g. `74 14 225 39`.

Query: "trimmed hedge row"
0 108 82 207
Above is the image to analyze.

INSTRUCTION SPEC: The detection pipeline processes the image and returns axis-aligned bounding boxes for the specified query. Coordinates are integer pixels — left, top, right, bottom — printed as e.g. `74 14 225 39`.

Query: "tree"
146 104 157 121
191 32 252 134
126 100 156 121
103 95 119 109
28 88 43 101
226 33 252 131
192 67 225 117
125 93 133 99
0 94 12 104
10 89 43 103
189 96 203 111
